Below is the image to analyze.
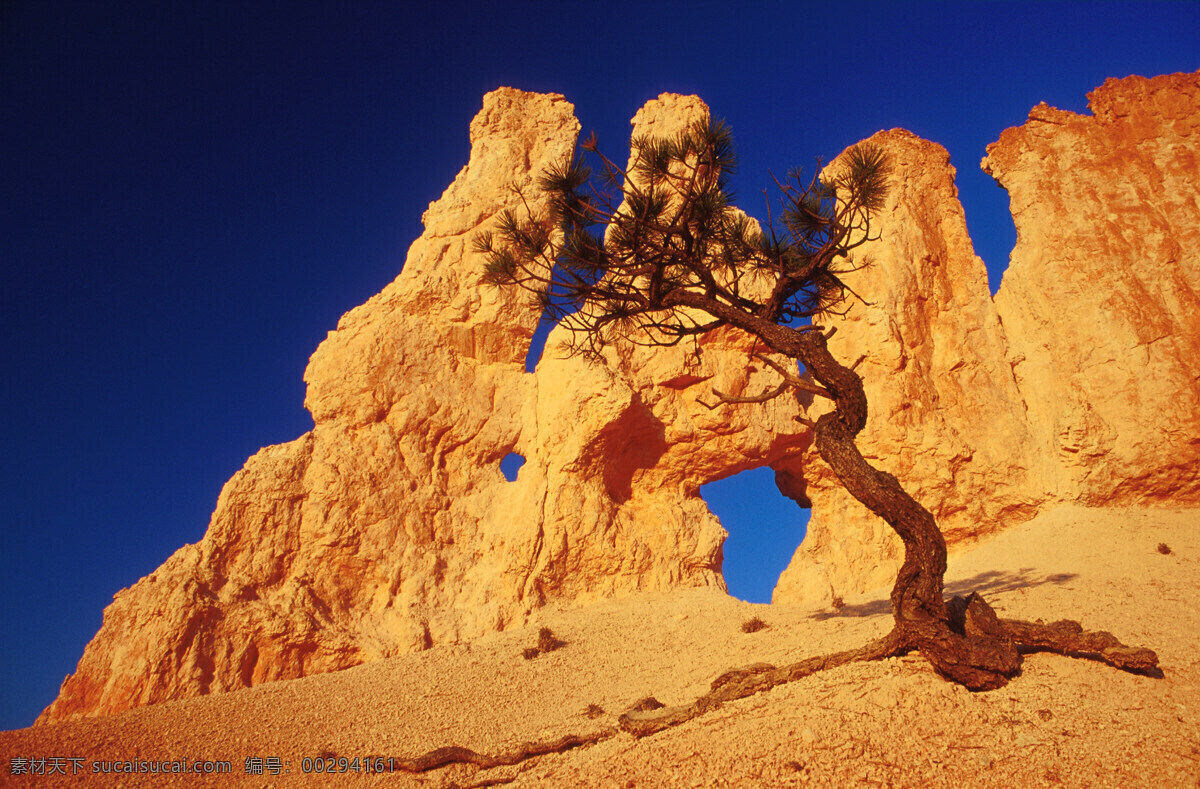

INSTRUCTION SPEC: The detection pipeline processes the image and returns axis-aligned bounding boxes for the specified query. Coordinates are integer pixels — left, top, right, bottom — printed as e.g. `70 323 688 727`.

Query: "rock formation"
40 88 583 723
774 129 1045 603
40 71 1200 723
986 72 1200 507
38 90 810 724
777 69 1200 603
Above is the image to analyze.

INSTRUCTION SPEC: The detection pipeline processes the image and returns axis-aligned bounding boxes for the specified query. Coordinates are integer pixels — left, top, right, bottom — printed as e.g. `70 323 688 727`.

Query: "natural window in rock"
524 318 555 372
956 176 1018 295
700 466 810 604
500 452 526 482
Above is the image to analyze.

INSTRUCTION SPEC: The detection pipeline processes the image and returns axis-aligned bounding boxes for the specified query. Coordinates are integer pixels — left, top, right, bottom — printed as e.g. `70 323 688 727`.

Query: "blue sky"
1 1 1195 730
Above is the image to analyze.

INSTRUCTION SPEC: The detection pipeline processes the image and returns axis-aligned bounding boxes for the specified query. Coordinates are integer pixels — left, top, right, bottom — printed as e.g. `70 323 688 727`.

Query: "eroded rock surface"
775 129 1044 604
985 72 1200 508
40 88 579 723
41 72 1200 722
39 90 810 724
777 70 1200 604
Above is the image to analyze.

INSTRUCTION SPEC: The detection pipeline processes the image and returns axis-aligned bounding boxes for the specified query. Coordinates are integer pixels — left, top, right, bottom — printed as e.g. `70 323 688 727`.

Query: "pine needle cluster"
475 119 889 362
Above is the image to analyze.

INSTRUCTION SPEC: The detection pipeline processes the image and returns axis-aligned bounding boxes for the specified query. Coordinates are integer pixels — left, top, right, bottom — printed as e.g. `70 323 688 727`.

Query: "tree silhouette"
386 119 1170 770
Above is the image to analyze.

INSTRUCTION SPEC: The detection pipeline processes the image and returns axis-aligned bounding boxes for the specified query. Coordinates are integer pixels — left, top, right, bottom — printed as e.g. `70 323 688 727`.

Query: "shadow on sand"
809 569 1079 620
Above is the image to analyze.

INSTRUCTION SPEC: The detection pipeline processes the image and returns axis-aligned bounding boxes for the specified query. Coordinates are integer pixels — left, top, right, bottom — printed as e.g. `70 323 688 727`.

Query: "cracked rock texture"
774 128 1044 604
777 70 1200 603
778 70 1200 602
40 71 1200 723
985 72 1200 508
38 89 810 724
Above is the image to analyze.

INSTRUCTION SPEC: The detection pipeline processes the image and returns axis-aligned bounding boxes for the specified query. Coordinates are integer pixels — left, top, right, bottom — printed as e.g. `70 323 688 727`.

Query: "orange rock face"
775 129 1044 604
985 72 1200 508
39 88 580 723
40 72 1200 723
39 90 810 724
777 70 1200 604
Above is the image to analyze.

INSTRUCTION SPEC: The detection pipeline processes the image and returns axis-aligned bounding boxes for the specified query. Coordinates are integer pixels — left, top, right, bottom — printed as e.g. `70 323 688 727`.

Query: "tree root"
395 592 1159 775
621 593 1160 735
1002 617 1161 674
916 592 1161 689
394 730 615 773
618 629 908 737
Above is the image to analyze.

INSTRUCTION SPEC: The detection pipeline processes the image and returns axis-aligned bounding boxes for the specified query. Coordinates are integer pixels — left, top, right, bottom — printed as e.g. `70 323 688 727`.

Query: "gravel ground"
2 504 1197 787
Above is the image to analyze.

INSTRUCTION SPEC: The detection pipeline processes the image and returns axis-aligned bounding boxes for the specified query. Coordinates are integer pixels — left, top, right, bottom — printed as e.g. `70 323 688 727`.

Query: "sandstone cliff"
39 90 811 724
775 129 1043 603
986 72 1200 507
776 69 1200 603
40 72 1200 722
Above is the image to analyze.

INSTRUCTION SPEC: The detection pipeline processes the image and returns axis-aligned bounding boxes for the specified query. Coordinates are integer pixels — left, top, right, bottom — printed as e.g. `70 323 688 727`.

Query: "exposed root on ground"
1002 617 1161 673
394 730 614 773
618 629 908 737
396 592 1159 777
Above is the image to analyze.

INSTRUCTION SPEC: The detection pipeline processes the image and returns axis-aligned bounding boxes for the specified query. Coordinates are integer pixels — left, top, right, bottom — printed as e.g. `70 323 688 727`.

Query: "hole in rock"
956 167 1018 295
524 316 555 372
500 452 526 482
700 466 810 604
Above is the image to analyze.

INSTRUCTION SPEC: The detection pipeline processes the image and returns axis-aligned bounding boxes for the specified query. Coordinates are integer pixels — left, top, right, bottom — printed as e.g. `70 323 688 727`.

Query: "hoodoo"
40 71 1200 723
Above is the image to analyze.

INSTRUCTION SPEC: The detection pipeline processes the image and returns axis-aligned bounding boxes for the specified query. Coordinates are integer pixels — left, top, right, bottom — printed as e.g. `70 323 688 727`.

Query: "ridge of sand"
3 504 1197 787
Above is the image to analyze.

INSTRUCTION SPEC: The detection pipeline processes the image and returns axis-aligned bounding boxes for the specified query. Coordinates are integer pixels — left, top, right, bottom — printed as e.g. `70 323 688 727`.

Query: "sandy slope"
3 504 1197 787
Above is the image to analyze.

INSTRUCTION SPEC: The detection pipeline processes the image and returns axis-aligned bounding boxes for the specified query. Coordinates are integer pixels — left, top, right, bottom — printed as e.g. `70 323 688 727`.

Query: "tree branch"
752 352 833 399
700 381 789 409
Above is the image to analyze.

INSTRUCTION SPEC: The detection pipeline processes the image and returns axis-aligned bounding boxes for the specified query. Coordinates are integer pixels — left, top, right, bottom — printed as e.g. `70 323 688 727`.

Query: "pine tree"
475 119 1158 695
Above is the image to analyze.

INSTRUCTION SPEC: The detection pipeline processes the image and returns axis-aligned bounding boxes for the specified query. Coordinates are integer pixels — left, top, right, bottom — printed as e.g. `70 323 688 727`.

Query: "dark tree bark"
668 284 1162 691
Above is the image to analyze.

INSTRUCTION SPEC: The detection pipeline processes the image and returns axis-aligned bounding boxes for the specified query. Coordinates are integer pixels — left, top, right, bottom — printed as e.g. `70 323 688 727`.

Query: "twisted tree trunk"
797 331 1024 689
395 296 1161 779
669 290 1157 690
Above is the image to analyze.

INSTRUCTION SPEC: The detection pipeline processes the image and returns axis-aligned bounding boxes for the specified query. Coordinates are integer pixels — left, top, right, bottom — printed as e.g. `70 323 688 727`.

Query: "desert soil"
2 503 1198 787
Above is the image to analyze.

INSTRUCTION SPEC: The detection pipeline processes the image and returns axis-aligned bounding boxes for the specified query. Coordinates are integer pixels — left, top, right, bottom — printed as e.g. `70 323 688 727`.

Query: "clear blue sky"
1 1 1195 730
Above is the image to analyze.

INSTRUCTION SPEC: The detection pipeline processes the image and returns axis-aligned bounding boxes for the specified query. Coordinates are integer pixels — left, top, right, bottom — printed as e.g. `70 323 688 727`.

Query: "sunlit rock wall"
42 71 1200 722
40 91 810 724
776 70 1200 604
